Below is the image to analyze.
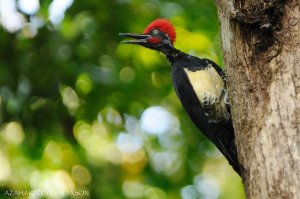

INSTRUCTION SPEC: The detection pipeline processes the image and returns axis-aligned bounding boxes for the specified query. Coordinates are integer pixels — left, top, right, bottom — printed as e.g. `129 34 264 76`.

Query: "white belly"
184 67 224 104
184 66 229 122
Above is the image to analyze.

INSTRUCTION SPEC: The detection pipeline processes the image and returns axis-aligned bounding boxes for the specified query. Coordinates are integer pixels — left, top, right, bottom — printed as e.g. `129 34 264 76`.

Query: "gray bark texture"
216 0 300 198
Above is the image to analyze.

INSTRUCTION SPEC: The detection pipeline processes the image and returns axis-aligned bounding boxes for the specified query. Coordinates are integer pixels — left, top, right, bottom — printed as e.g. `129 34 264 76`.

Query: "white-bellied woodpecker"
119 18 240 175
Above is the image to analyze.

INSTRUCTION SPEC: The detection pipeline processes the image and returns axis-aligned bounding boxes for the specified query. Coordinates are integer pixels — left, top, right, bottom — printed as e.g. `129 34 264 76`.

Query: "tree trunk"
216 0 300 198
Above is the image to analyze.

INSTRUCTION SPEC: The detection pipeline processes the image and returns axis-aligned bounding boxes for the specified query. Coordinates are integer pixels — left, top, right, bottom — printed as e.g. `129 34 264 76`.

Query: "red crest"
143 18 176 45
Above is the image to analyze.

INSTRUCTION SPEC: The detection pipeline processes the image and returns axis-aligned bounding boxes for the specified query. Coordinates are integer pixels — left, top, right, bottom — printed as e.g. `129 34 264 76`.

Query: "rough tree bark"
216 0 300 198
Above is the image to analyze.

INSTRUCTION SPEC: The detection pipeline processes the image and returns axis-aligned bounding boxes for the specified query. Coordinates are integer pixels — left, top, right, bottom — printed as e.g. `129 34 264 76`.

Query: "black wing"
171 56 241 175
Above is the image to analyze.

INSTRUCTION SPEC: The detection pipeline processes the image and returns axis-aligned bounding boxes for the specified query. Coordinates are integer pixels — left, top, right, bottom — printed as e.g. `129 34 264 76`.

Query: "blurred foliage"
0 0 244 198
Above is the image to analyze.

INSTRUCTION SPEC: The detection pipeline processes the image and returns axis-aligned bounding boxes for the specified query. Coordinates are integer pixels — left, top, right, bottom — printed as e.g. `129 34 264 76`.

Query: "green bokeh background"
0 0 244 198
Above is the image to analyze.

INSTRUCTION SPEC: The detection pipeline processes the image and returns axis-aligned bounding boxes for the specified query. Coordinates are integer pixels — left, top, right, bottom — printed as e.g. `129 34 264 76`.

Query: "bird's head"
119 18 176 51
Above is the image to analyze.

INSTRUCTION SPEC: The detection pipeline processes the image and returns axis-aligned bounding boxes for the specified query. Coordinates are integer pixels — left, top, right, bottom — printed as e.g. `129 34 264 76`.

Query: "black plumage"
164 46 240 175
119 18 241 176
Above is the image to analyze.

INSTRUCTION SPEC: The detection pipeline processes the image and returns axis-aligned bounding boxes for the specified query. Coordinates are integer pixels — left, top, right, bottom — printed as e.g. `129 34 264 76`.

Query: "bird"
119 18 241 176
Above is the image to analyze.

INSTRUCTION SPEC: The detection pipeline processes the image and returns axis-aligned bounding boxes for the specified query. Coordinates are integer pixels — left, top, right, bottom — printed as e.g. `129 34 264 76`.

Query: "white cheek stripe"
184 67 224 103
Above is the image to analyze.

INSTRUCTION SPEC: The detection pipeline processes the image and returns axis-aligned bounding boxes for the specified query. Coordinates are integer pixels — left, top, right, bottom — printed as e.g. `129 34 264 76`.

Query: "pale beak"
119 33 151 44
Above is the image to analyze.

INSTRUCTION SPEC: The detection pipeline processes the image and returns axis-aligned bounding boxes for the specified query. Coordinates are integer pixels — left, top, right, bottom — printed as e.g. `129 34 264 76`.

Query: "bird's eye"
153 29 159 34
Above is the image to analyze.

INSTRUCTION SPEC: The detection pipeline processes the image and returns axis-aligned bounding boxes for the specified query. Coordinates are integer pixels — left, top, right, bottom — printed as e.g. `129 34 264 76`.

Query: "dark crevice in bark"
234 0 287 58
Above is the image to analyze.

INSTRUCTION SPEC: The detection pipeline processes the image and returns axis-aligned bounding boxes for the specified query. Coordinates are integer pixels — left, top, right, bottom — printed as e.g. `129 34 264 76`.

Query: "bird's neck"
161 45 184 63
